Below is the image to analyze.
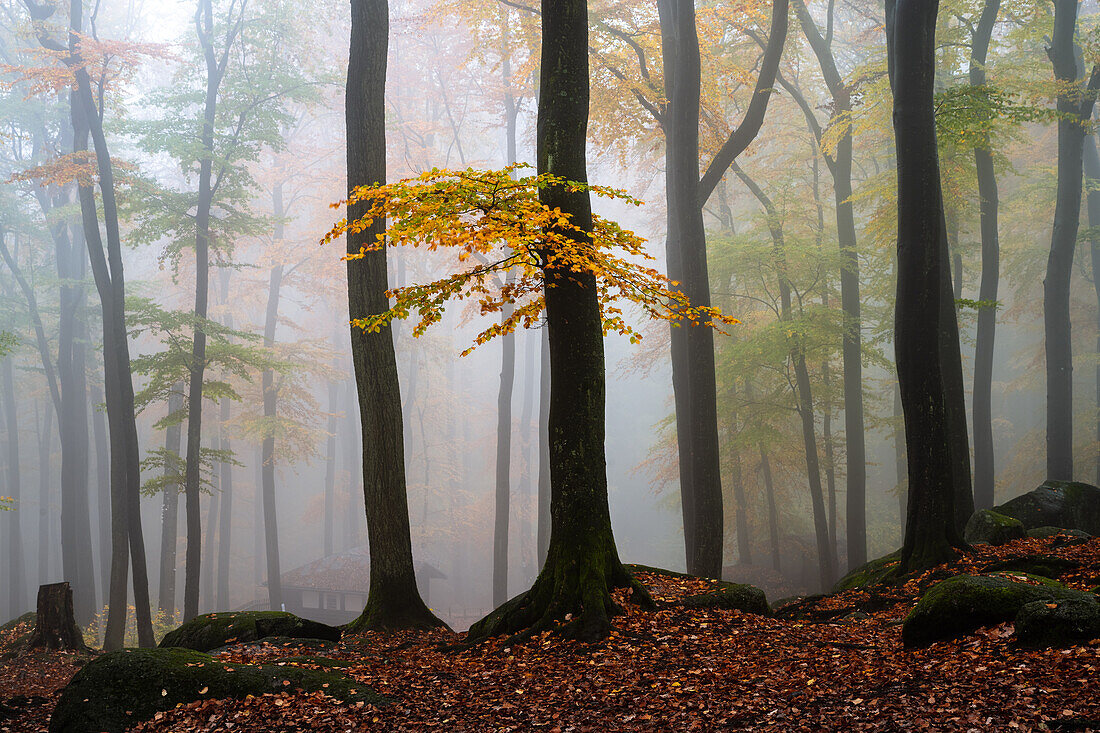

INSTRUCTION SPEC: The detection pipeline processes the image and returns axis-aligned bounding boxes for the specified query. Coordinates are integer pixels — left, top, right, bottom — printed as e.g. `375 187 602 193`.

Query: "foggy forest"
1 0 1100 730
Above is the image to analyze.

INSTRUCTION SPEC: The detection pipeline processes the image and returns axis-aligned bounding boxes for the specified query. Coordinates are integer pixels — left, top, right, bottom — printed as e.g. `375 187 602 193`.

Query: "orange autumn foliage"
323 164 738 355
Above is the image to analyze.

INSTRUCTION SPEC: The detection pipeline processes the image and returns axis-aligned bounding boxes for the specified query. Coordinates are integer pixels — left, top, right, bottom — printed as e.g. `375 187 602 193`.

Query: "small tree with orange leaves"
326 163 735 642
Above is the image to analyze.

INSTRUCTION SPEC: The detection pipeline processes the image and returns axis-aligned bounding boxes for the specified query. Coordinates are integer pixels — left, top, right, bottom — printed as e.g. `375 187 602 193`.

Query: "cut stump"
25 582 88 652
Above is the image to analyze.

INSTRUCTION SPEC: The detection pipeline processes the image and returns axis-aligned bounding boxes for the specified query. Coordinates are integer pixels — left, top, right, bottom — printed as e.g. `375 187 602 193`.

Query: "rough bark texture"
793 0 868 569
888 0 969 574
467 0 651 644
970 0 1001 511
345 0 443 632
26 582 88 652
1046 0 1100 480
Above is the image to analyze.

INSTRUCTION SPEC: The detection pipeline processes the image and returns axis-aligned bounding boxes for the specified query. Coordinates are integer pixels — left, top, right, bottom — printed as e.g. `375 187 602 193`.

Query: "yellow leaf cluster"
323 164 738 354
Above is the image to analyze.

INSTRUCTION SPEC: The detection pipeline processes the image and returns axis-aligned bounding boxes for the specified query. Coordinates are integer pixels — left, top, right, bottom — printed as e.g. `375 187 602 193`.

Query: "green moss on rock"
159 611 341 652
1015 597 1100 647
994 480 1100 535
48 647 384 733
981 555 1079 579
0 611 36 634
1026 526 1092 540
903 574 1091 647
833 550 902 592
681 583 770 616
963 510 1026 546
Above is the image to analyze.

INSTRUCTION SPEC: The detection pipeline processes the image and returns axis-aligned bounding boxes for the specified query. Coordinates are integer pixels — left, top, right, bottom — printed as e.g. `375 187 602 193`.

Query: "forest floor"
2 536 1099 732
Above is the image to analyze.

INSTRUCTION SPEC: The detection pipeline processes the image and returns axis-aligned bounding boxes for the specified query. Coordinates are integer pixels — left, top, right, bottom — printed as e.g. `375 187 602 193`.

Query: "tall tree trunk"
261 261 283 611
493 301 516 607
90 383 109 603
536 329 550 567
1085 131 1100 486
157 385 184 618
201 486 219 612
893 380 907 529
728 388 750 566
3 356 26 618
1045 0 1100 480
182 0 228 622
346 0 443 631
468 0 653 644
37 403 51 589
888 0 970 574
970 0 1001 510
55 0 152 648
215 269 234 611
324 379 338 558
216 394 233 611
793 0 868 568
658 0 721 578
759 445 780 573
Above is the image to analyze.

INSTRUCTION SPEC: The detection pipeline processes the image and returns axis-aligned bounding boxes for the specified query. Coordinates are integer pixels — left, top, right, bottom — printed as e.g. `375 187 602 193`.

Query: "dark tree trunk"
1045 0 1100 480
60 0 152 647
1085 131 1100 486
2 356 26 619
25 582 87 652
970 0 1001 511
888 0 970 574
728 389 750 566
893 380 907 528
201 486 219 612
261 262 283 611
182 0 226 622
157 385 184 618
468 0 652 643
90 383 109 604
822 361 837 554
346 0 443 631
793 0 868 569
493 301 516 607
658 0 721 578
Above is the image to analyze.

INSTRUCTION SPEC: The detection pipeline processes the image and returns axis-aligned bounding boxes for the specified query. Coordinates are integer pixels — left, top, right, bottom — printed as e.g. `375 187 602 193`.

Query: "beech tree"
887 0 972 574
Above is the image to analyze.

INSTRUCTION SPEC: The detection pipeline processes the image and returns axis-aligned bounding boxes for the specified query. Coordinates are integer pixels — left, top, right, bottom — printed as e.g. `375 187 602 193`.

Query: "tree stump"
25 582 88 651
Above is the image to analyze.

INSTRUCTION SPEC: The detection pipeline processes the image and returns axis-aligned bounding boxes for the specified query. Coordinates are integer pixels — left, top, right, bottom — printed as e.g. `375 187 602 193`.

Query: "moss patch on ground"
48 647 384 733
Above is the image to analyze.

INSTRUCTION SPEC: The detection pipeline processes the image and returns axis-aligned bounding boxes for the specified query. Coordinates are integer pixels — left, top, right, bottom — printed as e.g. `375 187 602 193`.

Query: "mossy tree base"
467 546 653 645
344 583 449 634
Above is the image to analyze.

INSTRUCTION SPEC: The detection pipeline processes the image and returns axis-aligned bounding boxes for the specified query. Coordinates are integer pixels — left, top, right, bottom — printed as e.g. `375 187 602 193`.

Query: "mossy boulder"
681 582 770 616
993 480 1100 535
1014 597 1100 647
833 550 901 592
1026 526 1092 540
0 611 36 634
48 647 384 733
964 510 1026 546
159 611 341 652
902 574 1089 647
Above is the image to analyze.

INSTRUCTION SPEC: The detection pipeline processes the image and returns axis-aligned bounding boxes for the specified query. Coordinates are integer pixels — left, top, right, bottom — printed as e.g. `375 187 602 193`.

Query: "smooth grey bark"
216 392 233 611
728 387 750 566
90 383 109 600
261 260 283 611
970 0 1001 510
200 481 219 611
324 379 338 558
536 328 550 567
2 356 26 618
156 385 184 618
346 0 442 631
1045 0 1100 480
493 302 516 608
37 403 51 589
1084 130 1100 486
759 445 780 573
